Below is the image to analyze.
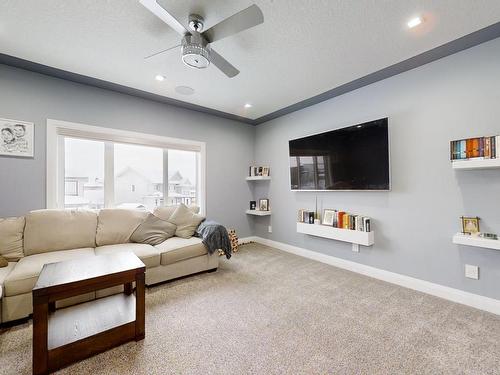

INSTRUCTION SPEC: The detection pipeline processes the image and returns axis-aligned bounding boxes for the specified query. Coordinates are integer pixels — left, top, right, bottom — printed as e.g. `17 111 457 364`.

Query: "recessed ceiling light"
244 103 252 108
155 75 165 81
175 86 195 95
407 16 423 29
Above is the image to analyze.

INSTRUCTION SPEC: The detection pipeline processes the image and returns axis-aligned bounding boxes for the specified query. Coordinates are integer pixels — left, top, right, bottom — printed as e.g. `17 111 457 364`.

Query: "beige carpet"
1 243 499 374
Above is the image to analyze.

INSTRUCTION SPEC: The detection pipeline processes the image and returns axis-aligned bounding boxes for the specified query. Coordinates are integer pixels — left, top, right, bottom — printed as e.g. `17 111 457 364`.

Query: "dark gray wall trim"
1 21 499 126
0 53 258 126
254 21 500 125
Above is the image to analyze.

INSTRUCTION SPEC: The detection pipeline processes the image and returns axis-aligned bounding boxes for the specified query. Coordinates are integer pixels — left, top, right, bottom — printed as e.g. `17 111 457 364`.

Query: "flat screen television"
289 118 390 191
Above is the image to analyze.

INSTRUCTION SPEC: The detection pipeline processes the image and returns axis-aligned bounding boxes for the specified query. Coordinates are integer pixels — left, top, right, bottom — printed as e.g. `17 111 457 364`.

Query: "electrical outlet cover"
465 264 479 280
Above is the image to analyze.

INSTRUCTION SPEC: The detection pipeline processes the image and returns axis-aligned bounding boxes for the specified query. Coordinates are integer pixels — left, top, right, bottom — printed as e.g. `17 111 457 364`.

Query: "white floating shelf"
297 222 374 247
451 159 500 170
246 176 271 181
452 233 500 250
246 210 272 216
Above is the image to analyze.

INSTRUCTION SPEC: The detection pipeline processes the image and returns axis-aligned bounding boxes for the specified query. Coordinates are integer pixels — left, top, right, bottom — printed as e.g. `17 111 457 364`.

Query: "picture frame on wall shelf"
322 209 336 226
262 166 270 176
0 118 34 158
250 201 256 210
461 216 480 235
259 199 269 211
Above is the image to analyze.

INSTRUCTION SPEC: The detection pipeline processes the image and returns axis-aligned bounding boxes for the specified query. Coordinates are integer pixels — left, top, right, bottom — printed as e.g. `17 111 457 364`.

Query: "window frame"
47 119 206 214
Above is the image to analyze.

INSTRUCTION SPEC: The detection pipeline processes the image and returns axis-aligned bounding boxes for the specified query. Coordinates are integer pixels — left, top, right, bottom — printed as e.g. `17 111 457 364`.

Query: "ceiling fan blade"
203 4 264 43
144 44 181 60
140 0 188 36
210 49 240 78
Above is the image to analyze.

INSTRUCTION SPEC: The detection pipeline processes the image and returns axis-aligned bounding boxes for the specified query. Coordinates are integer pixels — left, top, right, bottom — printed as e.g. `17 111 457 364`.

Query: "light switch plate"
465 264 479 280
268 225 272 233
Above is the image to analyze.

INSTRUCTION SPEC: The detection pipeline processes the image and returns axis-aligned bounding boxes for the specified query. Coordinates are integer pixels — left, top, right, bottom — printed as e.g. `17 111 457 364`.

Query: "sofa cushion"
156 237 207 265
130 213 177 246
4 248 95 297
0 216 25 261
95 243 160 268
96 209 149 246
153 205 200 221
0 261 16 299
168 204 205 239
24 209 97 256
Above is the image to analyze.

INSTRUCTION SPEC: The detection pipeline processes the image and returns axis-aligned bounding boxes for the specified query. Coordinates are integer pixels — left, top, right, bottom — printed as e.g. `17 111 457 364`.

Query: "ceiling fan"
140 0 264 78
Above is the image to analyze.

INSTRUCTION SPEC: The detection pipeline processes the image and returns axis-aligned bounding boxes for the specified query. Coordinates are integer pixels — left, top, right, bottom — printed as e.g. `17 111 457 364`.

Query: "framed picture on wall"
0 118 34 158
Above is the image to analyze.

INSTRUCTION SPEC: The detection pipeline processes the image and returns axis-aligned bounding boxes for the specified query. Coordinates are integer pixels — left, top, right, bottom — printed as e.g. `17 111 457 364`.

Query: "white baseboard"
249 237 500 316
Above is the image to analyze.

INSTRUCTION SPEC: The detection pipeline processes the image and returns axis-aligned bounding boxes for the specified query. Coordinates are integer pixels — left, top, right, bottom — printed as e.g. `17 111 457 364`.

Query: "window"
167 149 198 207
64 138 104 209
114 143 163 211
47 120 205 213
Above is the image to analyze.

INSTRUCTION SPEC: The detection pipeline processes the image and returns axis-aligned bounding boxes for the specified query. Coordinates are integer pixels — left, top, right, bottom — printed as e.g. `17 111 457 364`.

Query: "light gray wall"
254 37 500 300
0 64 256 237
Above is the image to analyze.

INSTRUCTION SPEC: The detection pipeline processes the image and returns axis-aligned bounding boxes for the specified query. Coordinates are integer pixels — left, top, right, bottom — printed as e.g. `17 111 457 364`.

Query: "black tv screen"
289 118 390 190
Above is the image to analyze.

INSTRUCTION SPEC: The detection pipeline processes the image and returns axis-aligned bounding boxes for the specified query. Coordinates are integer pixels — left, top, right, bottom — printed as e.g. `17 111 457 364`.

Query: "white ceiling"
1 1 500 120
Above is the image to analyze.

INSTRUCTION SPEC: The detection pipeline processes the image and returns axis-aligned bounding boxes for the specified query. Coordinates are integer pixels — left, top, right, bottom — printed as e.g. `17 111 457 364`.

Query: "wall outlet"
268 225 272 233
465 264 479 280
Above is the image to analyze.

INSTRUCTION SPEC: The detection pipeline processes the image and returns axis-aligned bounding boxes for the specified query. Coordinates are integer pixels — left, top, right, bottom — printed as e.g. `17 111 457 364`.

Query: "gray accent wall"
254 37 500 300
0 64 256 237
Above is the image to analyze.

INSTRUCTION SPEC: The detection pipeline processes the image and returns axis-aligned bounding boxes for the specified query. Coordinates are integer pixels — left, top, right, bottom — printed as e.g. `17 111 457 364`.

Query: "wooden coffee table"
32 252 146 375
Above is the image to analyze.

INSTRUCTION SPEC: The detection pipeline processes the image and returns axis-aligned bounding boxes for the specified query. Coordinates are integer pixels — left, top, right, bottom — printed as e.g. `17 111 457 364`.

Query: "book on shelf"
450 135 499 161
297 209 315 224
298 209 371 232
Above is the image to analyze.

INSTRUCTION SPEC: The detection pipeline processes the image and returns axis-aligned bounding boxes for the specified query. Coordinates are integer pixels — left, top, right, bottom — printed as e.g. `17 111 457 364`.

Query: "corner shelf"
246 176 271 181
451 159 500 170
246 210 272 216
297 222 374 252
452 233 500 250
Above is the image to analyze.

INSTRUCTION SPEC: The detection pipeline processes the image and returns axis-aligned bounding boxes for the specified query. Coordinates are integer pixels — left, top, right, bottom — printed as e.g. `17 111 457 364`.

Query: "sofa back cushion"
96 209 149 246
153 205 200 221
0 216 25 261
24 209 97 255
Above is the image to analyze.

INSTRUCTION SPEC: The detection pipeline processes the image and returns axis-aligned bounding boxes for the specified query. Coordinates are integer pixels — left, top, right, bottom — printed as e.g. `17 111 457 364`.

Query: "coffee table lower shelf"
47 294 137 371
49 293 135 348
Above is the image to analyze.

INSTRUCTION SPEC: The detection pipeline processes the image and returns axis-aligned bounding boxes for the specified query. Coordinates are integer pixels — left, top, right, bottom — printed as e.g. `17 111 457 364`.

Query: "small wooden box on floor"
32 253 146 375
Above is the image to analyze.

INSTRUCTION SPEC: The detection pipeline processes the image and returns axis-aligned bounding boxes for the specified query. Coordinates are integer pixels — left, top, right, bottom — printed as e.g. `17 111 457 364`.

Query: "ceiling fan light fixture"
181 34 211 69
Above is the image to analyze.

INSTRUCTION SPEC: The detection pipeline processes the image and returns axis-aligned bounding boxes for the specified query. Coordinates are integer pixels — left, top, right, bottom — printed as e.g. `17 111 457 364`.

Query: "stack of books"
297 209 316 224
328 211 371 232
450 136 499 160
248 166 270 176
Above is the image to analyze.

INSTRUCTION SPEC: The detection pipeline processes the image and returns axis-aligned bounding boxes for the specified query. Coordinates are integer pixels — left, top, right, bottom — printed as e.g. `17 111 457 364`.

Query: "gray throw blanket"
196 220 232 259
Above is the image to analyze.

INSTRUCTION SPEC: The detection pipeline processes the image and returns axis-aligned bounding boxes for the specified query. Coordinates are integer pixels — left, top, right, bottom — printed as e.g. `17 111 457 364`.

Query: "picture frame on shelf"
322 209 336 226
461 216 480 235
259 199 269 211
262 166 270 176
249 201 256 210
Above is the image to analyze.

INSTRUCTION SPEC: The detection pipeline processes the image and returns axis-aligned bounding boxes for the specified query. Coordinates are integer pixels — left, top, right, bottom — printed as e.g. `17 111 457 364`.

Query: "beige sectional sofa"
0 206 218 324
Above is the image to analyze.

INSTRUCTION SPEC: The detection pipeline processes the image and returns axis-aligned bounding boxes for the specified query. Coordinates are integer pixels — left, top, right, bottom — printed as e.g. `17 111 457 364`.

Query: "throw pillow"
0 216 25 261
168 203 205 239
130 213 177 246
153 204 200 221
0 255 8 268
